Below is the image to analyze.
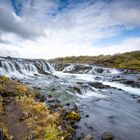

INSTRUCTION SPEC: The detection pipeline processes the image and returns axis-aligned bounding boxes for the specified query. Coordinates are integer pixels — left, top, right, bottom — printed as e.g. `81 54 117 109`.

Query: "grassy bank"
0 76 76 140
49 51 140 71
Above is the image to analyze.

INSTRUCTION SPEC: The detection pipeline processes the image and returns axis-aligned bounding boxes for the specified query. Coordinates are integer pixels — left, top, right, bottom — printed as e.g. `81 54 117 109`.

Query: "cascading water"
0 57 54 78
62 64 121 75
0 57 140 140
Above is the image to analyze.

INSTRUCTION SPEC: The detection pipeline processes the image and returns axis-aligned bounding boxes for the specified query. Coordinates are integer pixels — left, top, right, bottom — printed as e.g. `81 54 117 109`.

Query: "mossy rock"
66 111 80 121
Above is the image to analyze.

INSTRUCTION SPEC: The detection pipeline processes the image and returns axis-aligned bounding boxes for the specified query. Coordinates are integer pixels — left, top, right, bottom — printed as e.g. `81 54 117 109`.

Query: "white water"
54 71 140 97
0 58 54 78
0 58 140 140
63 64 121 75
102 81 140 96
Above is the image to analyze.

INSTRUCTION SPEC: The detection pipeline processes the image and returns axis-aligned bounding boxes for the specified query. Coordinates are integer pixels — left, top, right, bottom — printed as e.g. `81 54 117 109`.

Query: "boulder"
89 82 110 89
66 111 81 121
35 93 46 102
101 132 114 140
94 68 104 73
85 114 89 118
83 134 94 140
123 80 135 85
73 86 81 93
137 99 140 103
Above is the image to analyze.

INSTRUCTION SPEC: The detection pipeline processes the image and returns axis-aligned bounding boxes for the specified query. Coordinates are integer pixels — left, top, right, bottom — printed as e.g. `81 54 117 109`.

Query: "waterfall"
0 57 54 78
62 64 121 74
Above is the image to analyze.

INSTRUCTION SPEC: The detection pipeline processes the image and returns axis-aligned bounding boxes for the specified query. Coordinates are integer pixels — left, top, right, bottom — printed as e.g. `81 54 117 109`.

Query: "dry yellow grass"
0 76 72 140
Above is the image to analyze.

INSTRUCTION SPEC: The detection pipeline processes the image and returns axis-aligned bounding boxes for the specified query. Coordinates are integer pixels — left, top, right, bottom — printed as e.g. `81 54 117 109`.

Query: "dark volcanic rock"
94 67 104 73
34 62 51 75
63 64 92 73
101 132 114 140
85 114 89 118
52 63 70 71
123 80 140 88
137 99 140 103
123 80 135 85
73 86 81 93
35 93 46 102
88 82 110 89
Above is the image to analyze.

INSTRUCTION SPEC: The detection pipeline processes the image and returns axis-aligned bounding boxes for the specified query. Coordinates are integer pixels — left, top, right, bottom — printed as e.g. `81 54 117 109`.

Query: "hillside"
48 51 140 71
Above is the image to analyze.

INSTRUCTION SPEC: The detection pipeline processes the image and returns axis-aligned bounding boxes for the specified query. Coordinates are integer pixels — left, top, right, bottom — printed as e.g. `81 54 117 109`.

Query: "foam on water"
102 81 140 96
0 57 54 78
0 58 140 140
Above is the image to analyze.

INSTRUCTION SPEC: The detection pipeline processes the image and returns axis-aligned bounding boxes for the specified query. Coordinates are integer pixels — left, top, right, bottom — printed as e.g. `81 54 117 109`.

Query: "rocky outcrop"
88 82 110 89
94 67 104 73
51 63 70 71
112 76 140 88
63 64 92 73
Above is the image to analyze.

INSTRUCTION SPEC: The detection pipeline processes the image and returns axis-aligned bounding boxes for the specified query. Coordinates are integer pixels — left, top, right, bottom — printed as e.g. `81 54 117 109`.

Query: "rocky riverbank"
0 76 80 140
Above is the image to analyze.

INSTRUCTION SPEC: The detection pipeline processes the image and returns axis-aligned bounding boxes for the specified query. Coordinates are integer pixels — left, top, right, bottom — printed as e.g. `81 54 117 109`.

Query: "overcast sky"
0 0 140 59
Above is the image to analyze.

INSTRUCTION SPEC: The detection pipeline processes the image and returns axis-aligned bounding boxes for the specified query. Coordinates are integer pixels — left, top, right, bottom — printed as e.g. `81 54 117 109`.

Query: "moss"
16 96 72 140
0 76 9 83
0 76 8 93
15 84 28 94
45 125 63 140
0 76 74 140
0 76 30 97
66 111 81 121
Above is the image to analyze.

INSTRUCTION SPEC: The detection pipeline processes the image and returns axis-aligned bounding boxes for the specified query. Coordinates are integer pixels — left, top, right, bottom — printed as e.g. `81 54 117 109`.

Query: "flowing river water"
0 57 140 140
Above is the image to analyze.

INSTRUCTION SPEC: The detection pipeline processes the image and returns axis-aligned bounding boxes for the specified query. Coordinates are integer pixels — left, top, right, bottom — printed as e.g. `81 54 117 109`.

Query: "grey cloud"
108 0 140 27
0 0 140 45
0 7 45 40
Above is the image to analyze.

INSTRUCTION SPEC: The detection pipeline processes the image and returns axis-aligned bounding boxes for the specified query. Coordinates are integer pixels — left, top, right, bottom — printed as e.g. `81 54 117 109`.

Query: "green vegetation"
49 51 140 71
66 111 81 121
0 76 73 140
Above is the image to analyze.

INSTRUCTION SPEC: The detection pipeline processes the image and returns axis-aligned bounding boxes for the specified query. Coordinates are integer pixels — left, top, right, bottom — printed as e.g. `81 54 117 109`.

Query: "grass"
0 76 73 140
48 50 140 71
0 94 11 139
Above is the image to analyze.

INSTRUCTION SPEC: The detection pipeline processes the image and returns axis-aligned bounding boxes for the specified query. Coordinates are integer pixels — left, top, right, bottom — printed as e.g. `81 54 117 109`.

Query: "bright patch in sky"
0 0 140 59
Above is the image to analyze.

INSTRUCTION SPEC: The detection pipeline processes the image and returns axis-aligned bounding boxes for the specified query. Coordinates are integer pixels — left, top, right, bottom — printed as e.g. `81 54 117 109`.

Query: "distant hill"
48 51 140 71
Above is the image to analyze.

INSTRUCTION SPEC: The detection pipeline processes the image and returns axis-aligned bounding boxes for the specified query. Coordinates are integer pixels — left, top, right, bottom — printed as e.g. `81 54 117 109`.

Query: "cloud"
0 44 19 57
0 7 45 40
109 0 140 28
0 0 57 40
0 0 139 58
1 36 139 59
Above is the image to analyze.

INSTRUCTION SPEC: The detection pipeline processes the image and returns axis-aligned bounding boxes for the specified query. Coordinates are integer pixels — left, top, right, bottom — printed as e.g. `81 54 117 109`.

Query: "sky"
0 0 140 59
